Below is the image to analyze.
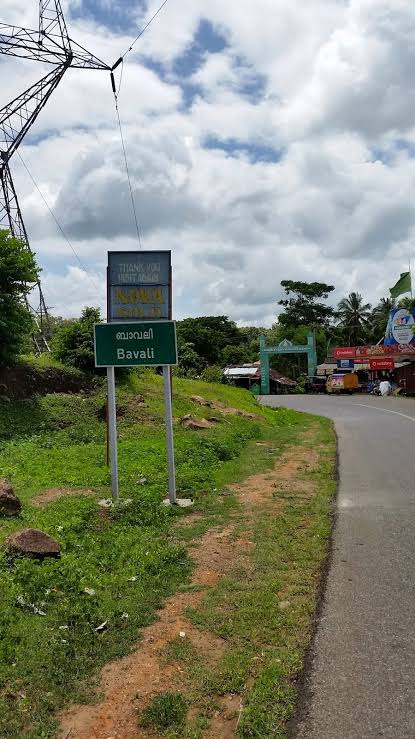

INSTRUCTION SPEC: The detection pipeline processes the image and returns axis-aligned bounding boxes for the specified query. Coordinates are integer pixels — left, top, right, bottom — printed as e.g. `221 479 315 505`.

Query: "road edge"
287 423 340 738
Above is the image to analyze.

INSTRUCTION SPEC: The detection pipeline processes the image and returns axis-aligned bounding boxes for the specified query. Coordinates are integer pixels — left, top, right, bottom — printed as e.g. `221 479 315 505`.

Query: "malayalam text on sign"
94 320 177 367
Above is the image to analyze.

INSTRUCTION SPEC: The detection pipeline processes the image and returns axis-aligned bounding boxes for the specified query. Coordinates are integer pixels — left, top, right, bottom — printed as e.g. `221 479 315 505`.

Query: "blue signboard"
108 251 171 285
337 359 354 369
107 251 171 322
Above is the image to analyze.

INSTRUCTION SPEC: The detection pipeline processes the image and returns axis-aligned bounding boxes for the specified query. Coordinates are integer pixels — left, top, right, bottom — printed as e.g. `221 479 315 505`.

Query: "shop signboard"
337 359 354 369
356 344 415 357
335 344 415 359
334 347 356 359
369 358 395 371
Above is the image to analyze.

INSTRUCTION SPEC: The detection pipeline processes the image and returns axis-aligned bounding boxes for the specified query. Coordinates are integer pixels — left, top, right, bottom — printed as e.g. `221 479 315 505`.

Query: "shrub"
0 230 39 366
52 307 101 373
201 365 224 384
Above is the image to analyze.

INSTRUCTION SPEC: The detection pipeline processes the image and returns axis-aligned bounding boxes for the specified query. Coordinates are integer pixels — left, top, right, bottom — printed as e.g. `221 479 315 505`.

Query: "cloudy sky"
2 0 415 325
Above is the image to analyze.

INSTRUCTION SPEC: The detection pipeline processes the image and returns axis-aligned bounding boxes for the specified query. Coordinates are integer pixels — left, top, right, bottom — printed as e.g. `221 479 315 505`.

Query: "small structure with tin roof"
224 362 296 394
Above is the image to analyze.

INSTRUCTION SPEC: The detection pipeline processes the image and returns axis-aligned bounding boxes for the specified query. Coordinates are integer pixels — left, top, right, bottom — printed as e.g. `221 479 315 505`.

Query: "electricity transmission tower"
0 1 109 349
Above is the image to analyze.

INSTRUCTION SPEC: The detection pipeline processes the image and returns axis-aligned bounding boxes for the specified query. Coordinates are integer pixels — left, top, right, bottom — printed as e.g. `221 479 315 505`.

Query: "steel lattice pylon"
0 1 109 350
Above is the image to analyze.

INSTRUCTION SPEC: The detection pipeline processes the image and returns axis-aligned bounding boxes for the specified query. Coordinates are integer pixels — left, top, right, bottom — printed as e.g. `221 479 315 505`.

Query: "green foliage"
336 292 372 346
367 297 395 343
221 343 248 366
42 314 75 344
278 280 335 328
177 316 243 368
175 317 263 378
266 325 329 376
200 365 223 384
177 337 206 376
0 230 39 366
185 419 336 739
51 307 101 373
0 371 306 736
140 692 187 731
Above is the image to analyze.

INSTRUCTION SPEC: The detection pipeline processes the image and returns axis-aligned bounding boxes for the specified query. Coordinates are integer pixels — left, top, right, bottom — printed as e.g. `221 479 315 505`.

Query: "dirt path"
31 488 96 507
58 441 319 739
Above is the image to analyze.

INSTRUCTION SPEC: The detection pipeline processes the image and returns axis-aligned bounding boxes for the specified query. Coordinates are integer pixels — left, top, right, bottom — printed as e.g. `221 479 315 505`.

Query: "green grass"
140 692 188 732
19 354 77 371
0 370 313 738
163 420 336 738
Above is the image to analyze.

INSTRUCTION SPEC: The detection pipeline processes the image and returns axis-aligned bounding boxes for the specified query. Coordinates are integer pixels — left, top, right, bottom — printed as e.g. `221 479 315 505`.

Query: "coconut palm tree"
337 292 372 346
369 297 395 342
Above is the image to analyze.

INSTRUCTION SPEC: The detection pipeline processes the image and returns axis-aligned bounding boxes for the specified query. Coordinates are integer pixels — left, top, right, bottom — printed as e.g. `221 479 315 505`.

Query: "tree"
337 292 371 346
41 314 75 343
397 296 415 311
221 343 248 366
176 316 241 366
278 280 335 328
52 306 101 372
177 338 206 376
369 297 395 342
0 230 39 366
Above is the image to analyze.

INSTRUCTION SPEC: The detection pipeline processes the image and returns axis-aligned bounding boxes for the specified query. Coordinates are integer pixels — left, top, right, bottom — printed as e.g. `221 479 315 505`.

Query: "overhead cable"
17 150 103 300
111 94 143 248
111 0 171 70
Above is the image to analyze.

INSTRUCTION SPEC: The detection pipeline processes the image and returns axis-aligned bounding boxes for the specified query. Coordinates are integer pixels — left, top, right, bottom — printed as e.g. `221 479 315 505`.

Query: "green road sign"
94 321 177 367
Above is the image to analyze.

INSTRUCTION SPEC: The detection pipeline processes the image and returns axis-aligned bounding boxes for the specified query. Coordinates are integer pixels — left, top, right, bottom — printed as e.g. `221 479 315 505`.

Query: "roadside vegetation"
0 366 336 738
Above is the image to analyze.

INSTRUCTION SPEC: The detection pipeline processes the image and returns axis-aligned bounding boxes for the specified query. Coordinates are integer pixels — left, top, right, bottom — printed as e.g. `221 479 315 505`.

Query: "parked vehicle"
326 372 359 394
305 376 327 394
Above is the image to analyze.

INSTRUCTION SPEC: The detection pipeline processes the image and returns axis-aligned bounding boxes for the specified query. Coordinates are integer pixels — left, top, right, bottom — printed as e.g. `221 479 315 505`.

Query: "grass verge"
159 419 336 738
0 370 319 738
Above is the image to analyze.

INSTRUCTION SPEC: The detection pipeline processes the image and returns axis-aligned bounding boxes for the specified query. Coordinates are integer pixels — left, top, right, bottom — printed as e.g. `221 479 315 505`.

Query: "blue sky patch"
173 19 227 78
396 139 415 157
204 136 282 164
70 0 136 33
370 139 415 165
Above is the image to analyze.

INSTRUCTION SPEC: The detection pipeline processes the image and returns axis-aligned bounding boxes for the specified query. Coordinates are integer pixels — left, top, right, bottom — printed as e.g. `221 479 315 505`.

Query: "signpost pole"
107 366 119 499
106 266 110 467
163 365 176 504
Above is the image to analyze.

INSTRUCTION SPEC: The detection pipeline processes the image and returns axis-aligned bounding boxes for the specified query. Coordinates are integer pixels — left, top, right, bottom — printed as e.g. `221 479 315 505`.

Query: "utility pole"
0 1 110 350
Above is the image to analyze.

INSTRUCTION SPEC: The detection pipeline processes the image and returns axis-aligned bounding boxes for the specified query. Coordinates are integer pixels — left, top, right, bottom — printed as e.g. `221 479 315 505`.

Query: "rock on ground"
0 479 21 516
191 395 213 407
181 415 213 430
6 528 60 559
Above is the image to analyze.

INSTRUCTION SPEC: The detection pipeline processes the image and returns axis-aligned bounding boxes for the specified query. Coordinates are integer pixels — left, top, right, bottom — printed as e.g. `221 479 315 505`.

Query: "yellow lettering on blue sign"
114 288 165 305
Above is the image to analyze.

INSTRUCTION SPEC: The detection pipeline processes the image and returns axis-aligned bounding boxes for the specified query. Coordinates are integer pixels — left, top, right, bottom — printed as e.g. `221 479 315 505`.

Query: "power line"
113 96 143 248
118 0 171 62
108 1 173 247
116 58 124 97
17 150 103 300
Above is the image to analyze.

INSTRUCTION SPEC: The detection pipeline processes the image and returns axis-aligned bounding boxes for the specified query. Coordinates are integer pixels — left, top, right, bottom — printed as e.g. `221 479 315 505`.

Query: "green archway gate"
259 332 317 395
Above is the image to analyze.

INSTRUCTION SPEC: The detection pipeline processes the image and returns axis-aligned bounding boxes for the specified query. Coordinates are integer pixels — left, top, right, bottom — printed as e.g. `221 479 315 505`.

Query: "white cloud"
2 0 415 323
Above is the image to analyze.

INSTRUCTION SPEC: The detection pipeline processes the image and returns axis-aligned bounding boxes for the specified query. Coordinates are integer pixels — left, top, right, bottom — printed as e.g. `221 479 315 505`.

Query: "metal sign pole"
106 266 110 466
163 365 176 504
107 366 119 499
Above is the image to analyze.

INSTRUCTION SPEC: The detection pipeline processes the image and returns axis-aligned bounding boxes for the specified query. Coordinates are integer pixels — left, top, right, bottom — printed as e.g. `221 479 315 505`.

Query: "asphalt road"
260 394 415 739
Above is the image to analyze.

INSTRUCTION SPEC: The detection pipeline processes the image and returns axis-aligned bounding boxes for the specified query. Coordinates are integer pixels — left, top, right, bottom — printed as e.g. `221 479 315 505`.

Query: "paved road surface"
261 395 415 739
